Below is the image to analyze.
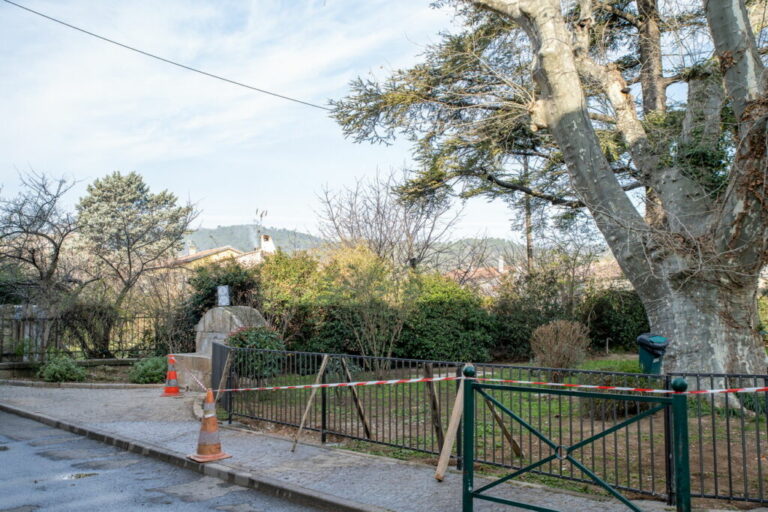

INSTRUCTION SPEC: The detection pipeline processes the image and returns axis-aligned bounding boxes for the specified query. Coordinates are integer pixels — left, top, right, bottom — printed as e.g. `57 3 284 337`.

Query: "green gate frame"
461 366 691 512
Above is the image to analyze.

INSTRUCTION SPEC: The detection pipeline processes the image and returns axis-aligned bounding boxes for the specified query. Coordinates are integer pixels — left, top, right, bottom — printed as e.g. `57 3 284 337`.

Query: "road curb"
0 402 391 512
0 379 162 389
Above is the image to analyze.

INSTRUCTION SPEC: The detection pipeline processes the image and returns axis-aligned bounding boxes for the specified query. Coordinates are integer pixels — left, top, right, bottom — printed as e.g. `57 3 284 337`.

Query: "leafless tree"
0 173 86 308
318 170 462 270
436 236 495 286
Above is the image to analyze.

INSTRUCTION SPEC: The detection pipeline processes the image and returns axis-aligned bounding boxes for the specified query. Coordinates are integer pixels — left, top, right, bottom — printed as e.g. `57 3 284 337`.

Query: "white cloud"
0 0 516 239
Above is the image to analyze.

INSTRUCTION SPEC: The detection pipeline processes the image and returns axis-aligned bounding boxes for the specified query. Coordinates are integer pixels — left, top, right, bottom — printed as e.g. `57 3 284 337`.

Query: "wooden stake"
482 395 524 458
291 354 329 452
435 378 464 482
424 363 445 451
340 357 372 439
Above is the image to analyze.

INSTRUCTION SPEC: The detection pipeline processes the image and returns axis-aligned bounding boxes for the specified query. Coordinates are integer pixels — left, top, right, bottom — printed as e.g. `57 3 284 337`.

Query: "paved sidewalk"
0 384 757 512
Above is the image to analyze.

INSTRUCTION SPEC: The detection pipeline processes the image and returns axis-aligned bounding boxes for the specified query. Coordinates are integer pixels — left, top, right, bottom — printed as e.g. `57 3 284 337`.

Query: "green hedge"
227 326 286 379
581 289 649 352
491 270 568 361
398 275 493 362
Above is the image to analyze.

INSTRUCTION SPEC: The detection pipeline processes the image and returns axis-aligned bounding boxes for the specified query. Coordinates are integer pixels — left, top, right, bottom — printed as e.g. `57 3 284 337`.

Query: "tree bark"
705 0 765 121
646 279 766 375
523 156 534 273
637 0 666 114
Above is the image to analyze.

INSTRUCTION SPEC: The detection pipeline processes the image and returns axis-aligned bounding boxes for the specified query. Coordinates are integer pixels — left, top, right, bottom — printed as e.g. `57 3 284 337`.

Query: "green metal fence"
216 346 767 505
462 365 692 512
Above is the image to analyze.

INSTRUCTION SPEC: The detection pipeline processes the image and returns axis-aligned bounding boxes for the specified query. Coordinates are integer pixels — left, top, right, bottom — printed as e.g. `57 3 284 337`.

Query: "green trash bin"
636 333 669 374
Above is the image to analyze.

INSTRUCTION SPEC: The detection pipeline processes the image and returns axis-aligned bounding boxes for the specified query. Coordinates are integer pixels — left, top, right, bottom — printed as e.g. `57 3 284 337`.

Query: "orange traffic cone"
188 388 231 463
161 354 182 397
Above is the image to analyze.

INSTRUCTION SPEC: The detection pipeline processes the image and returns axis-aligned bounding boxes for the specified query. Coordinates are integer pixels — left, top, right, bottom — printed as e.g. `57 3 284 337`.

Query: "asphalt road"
0 411 323 512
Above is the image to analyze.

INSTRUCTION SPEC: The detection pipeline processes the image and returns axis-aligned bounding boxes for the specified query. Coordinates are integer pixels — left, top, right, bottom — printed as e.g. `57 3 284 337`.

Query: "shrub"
294 304 357 354
254 250 320 343
316 246 414 360
398 274 493 362
226 326 286 379
58 301 120 359
129 356 167 384
186 260 259 319
579 373 657 420
581 289 649 352
530 320 591 370
739 392 768 415
37 355 86 382
227 326 285 350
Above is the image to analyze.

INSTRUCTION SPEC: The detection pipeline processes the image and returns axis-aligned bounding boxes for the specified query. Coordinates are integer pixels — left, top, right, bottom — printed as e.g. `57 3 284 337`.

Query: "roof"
172 245 243 265
445 266 508 282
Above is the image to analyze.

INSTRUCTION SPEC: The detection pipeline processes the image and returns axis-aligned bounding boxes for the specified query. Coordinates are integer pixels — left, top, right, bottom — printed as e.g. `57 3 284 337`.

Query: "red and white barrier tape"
190 373 207 392
205 375 768 396
213 375 461 394
472 377 768 395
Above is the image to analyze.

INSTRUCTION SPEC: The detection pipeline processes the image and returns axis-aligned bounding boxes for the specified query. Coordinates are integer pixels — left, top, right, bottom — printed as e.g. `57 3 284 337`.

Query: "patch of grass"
577 357 640 374
486 467 606 496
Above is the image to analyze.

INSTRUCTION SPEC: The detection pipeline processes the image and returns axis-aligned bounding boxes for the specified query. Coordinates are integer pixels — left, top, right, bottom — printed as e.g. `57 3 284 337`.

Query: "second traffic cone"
188 388 231 463
161 354 182 397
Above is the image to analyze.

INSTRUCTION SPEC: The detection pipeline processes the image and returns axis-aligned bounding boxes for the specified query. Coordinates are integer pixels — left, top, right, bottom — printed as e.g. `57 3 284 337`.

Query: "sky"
0 0 519 240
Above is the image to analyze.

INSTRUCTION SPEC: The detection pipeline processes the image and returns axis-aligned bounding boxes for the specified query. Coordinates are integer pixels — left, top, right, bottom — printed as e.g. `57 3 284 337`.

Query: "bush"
530 320 591 370
227 326 286 379
186 260 259 319
129 356 167 384
58 301 120 359
581 289 649 352
227 326 285 350
398 274 493 362
37 355 86 382
579 373 657 420
293 304 357 354
315 246 415 360
254 250 320 343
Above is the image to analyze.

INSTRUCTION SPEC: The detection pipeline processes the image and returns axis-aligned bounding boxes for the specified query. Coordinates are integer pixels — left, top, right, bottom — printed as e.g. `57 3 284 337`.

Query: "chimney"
260 234 276 254
498 255 505 274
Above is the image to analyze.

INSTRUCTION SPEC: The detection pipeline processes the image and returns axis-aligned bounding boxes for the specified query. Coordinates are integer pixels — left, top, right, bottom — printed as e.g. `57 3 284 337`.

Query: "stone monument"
174 290 266 390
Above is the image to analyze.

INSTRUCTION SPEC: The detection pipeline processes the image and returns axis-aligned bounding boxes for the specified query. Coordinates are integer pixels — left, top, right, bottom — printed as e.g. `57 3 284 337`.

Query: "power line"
1 0 331 111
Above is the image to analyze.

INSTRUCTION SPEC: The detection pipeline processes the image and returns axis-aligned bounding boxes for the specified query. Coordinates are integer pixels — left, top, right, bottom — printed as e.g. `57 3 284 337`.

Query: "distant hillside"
184 225 522 265
432 237 524 271
185 225 325 253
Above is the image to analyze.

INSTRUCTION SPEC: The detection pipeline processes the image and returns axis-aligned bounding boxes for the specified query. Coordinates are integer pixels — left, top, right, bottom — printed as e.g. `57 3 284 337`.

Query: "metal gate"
461 366 691 512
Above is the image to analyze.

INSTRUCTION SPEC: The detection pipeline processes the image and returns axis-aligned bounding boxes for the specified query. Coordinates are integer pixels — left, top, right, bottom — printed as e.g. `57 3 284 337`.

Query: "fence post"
670 377 691 512
456 365 464 471
664 374 674 505
462 365 476 512
321 362 328 444
226 359 233 425
0 313 5 362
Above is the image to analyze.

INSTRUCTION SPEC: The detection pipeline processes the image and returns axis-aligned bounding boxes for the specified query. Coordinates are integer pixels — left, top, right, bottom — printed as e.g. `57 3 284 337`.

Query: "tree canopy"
333 0 768 374
76 171 197 307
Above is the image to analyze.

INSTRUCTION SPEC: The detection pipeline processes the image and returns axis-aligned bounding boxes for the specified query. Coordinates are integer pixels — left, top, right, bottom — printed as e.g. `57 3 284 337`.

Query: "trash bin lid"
636 333 669 350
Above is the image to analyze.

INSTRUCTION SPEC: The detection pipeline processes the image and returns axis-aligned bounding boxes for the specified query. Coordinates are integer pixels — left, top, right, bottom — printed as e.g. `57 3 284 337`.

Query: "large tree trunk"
641 279 766 374
473 0 767 375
